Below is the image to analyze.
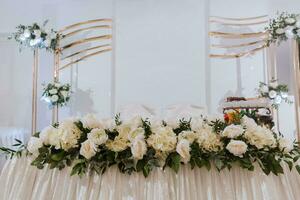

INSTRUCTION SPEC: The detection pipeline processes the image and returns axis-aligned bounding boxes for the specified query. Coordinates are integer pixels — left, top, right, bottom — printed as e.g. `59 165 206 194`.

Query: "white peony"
58 118 81 150
87 128 108 146
285 17 296 24
49 88 58 95
278 137 294 153
196 124 223 152
178 130 198 143
176 139 191 163
27 137 43 156
222 124 244 138
23 29 31 38
48 128 63 149
275 28 285 35
241 116 257 131
147 126 177 152
128 127 145 142
81 114 103 129
80 140 97 159
285 29 295 39
269 90 277 99
51 95 59 102
131 139 147 160
39 126 56 145
226 140 247 157
244 126 276 149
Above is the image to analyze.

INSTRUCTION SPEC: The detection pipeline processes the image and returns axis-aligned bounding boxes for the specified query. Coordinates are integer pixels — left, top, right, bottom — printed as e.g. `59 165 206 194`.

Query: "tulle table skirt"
0 157 300 200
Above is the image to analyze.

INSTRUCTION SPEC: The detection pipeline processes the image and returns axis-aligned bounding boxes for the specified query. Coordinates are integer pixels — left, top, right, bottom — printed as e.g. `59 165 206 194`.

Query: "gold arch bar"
210 15 268 21
209 20 268 26
59 19 112 33
210 45 266 58
209 31 268 39
61 44 111 60
61 35 112 50
59 48 112 70
211 39 267 48
63 25 112 38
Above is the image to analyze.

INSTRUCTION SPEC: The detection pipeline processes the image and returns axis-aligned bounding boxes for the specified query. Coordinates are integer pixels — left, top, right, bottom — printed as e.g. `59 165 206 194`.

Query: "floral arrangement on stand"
266 12 300 45
2 110 300 178
9 20 59 51
258 79 291 108
41 82 71 108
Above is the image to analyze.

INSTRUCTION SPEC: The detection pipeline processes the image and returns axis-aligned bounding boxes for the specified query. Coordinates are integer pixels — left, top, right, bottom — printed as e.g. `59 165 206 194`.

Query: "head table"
0 156 299 200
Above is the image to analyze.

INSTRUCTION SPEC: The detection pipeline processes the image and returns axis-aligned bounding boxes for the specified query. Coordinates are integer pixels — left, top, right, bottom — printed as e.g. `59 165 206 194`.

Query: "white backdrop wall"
0 0 300 137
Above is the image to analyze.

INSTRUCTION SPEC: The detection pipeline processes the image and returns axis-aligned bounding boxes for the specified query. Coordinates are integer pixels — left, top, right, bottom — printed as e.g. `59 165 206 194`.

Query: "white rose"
23 29 31 38
51 94 59 102
48 128 63 149
241 116 257 131
222 124 244 138
278 138 293 153
33 29 41 38
81 114 103 129
285 29 295 39
54 83 61 87
268 90 277 99
60 128 79 151
80 140 97 159
60 90 69 98
176 139 191 163
226 140 247 157
274 95 282 105
275 28 285 35
117 123 132 138
285 17 296 24
27 137 43 156
87 128 108 146
49 88 58 95
131 139 147 160
39 126 56 145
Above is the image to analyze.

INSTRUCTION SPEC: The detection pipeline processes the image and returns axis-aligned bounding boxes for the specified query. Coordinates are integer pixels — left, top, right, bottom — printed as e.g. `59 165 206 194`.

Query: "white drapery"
0 157 299 200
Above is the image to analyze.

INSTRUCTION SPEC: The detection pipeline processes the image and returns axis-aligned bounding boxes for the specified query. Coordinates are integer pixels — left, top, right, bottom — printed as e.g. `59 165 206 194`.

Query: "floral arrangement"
266 12 300 45
41 82 71 108
2 111 297 178
258 79 291 108
10 20 59 51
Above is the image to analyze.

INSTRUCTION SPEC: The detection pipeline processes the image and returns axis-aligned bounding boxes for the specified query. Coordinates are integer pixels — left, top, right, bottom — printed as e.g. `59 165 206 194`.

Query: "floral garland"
41 82 71 108
266 12 300 45
3 110 297 178
258 79 291 108
10 20 59 51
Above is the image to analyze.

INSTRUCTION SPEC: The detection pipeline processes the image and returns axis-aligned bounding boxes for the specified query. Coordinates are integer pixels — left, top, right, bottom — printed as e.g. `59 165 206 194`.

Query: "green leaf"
51 151 65 161
143 164 150 177
296 165 300 175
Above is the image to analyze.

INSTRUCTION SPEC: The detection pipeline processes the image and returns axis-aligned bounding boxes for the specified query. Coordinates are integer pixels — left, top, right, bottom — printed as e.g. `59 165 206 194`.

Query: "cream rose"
278 137 294 153
87 128 108 146
27 137 43 156
222 124 244 138
176 139 191 163
80 140 97 159
131 139 147 160
106 136 129 152
226 140 248 157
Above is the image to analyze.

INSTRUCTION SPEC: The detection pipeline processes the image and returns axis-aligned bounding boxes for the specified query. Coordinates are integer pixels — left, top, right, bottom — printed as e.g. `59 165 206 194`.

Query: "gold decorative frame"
52 18 113 123
209 15 268 58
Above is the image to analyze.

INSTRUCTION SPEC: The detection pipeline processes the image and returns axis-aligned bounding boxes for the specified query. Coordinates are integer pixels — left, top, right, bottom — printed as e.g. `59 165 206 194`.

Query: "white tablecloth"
0 157 299 200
